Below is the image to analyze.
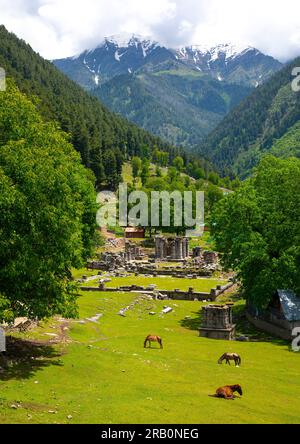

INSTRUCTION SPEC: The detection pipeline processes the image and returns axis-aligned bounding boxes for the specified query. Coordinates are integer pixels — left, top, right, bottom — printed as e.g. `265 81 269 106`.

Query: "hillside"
93 64 251 148
197 57 300 177
0 26 186 186
54 35 281 149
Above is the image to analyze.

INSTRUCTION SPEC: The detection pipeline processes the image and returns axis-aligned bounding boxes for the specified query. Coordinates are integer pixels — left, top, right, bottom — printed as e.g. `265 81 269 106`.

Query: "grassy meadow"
100 275 227 292
0 289 300 424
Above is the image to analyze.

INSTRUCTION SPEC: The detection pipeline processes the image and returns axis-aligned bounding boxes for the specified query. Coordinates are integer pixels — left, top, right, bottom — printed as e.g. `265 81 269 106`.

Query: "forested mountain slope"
198 57 300 177
93 65 251 148
0 26 188 186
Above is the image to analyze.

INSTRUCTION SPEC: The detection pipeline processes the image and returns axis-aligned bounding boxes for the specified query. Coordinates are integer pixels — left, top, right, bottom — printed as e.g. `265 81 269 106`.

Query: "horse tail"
238 356 241 366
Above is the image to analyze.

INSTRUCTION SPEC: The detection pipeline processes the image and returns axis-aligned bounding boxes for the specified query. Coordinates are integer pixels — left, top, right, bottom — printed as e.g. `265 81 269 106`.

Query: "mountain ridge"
53 34 282 150
197 56 300 177
0 25 189 187
54 34 282 89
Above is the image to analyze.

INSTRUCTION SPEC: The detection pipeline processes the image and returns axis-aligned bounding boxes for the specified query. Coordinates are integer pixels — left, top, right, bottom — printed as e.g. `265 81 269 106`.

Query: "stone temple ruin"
192 248 218 272
124 241 144 262
87 235 219 277
154 237 219 269
88 241 144 272
199 304 236 340
155 236 190 261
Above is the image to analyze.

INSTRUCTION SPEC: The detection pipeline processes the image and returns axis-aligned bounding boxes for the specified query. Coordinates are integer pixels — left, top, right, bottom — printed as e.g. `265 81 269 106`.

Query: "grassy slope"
96 67 251 149
0 291 300 424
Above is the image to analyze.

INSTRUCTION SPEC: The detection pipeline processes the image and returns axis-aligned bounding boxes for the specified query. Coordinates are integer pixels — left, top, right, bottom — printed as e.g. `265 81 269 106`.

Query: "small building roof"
125 227 144 232
277 290 300 322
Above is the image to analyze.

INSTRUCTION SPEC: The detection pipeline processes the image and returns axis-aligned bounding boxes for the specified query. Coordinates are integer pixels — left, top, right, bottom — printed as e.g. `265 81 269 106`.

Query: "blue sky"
0 0 300 60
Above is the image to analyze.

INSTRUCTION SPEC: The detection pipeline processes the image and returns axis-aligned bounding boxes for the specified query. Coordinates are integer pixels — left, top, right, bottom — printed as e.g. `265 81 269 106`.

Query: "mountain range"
0 26 187 187
54 34 282 148
2 25 297 182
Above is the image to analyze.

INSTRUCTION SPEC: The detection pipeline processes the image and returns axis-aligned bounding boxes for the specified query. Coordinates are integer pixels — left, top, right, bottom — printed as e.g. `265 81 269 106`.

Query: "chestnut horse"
213 384 243 400
144 335 163 349
218 353 241 367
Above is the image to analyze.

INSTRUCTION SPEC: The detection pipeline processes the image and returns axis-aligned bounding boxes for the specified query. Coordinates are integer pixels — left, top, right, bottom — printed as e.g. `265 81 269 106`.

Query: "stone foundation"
200 326 236 340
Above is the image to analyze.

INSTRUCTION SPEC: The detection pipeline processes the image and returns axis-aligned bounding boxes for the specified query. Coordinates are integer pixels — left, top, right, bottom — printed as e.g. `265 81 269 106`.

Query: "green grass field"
102 276 227 292
0 290 300 424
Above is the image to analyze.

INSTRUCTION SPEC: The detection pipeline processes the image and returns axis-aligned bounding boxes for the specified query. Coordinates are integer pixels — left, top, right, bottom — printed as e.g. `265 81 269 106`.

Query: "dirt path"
100 227 125 252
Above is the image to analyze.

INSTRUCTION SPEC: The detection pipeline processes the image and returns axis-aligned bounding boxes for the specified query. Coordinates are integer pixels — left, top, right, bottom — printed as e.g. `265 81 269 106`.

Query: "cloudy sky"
1 0 300 60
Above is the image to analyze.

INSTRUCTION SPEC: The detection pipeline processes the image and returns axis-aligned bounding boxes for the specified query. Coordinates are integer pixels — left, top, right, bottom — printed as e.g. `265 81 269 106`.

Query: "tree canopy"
0 82 98 321
211 156 300 308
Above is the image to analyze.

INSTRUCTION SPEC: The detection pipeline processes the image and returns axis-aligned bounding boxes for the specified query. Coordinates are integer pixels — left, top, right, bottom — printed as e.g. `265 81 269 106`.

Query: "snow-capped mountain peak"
169 42 270 85
192 43 252 57
176 42 256 63
55 36 281 90
104 33 157 48
102 34 161 60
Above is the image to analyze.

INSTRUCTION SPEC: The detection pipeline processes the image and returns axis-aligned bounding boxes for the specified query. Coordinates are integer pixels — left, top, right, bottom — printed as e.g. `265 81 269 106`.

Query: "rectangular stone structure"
199 304 235 340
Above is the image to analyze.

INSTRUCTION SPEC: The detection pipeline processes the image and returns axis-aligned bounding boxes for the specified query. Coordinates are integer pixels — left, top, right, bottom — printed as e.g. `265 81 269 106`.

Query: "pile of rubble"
192 248 219 271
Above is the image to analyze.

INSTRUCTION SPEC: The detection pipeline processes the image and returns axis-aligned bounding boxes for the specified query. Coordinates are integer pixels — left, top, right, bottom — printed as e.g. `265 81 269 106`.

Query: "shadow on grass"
180 310 202 331
179 301 290 349
0 336 64 381
233 304 288 347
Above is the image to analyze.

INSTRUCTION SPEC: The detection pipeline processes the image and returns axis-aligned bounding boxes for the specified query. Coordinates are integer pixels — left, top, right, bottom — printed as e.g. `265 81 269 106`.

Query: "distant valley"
54 35 282 149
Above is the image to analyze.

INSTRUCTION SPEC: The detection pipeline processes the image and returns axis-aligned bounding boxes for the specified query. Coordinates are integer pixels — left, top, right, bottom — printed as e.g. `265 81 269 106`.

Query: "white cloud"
0 0 300 60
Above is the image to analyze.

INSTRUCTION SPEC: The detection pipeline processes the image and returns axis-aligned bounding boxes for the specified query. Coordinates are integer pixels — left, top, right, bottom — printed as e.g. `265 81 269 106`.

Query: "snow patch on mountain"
103 33 159 50
176 43 255 63
54 34 282 91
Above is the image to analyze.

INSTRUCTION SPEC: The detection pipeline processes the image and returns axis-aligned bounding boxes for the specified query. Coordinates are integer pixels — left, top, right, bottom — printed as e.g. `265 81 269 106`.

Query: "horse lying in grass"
212 384 243 400
218 353 241 367
144 335 163 349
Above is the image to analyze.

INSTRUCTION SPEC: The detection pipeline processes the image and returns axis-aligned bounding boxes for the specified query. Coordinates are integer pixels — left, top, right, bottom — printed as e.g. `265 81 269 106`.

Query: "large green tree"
0 82 98 321
211 156 300 308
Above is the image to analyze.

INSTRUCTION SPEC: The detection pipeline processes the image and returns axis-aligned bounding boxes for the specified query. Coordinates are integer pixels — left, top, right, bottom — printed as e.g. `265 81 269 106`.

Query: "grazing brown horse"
214 384 243 400
218 353 241 367
144 335 163 349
